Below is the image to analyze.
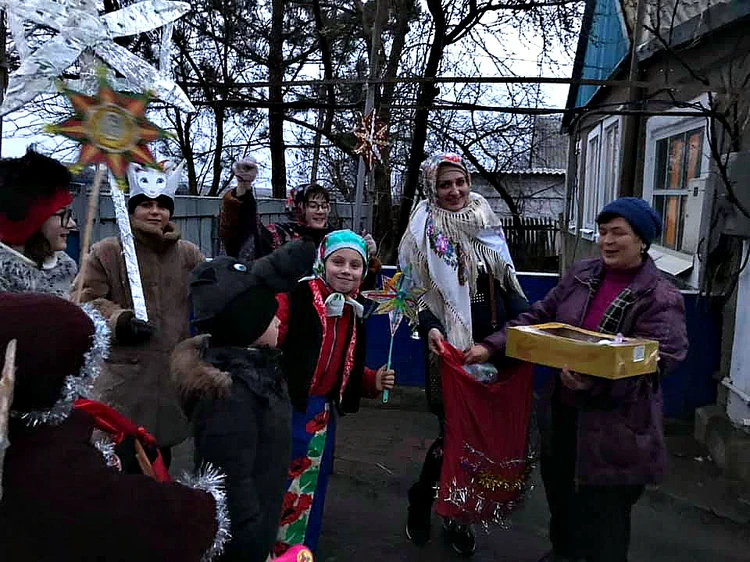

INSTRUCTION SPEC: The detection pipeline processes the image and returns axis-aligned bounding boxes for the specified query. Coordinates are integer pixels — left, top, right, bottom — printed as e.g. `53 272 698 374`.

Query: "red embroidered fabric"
435 343 535 525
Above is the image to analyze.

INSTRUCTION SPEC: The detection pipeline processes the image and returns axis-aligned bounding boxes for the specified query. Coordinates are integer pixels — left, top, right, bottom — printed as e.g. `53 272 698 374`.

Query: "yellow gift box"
505 323 659 379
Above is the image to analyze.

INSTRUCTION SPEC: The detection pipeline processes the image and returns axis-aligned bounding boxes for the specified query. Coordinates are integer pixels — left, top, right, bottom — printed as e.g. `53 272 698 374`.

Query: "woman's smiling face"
40 206 76 252
435 165 470 211
598 216 644 270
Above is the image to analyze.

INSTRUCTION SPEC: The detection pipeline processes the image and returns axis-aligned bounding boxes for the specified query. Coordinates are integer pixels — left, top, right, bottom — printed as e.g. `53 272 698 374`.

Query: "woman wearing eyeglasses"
263 183 336 249
266 184 381 281
0 149 78 298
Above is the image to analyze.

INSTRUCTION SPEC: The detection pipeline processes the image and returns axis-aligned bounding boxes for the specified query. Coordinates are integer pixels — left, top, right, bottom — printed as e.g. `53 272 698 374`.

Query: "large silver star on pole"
0 0 195 116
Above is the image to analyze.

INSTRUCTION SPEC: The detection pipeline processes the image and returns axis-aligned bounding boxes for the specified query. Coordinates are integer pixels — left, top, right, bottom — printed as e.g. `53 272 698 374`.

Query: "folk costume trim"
177 463 232 562
10 304 109 426
307 279 359 401
275 399 333 555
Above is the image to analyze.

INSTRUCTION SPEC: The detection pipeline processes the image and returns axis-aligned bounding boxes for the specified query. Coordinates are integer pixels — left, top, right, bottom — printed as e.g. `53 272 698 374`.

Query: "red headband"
0 189 73 246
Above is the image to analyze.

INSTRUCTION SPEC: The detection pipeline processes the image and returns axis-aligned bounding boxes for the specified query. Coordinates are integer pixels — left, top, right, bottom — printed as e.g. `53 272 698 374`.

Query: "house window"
569 139 582 229
643 94 710 256
601 119 621 205
579 116 622 234
651 127 704 250
583 129 601 229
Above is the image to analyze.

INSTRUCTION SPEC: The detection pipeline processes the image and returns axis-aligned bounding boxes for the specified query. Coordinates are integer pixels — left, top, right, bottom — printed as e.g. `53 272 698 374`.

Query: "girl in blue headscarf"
273 229 395 556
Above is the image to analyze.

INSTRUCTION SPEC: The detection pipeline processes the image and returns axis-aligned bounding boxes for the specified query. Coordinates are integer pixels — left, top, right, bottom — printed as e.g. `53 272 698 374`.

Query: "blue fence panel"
661 293 721 418
364 269 560 388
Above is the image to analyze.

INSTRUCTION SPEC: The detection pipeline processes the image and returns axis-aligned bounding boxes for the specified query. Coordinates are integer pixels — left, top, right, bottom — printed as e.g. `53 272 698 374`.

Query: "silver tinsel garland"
177 463 232 561
439 441 538 531
93 431 121 470
10 304 110 426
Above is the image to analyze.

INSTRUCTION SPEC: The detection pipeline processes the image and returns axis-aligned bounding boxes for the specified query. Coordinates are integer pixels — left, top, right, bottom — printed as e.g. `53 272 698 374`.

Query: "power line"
185 98 717 118
177 75 744 95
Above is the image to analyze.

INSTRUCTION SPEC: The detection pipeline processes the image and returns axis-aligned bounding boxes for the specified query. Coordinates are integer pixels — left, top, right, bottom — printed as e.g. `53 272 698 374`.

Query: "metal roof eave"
562 0 598 132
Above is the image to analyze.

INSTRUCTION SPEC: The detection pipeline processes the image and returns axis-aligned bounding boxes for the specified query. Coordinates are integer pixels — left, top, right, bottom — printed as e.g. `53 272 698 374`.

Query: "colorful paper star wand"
45 70 171 190
45 69 171 306
362 268 426 403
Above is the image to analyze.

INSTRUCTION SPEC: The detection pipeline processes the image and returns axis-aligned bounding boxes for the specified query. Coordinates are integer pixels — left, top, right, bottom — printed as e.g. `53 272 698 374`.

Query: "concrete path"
172 391 750 561
317 399 750 562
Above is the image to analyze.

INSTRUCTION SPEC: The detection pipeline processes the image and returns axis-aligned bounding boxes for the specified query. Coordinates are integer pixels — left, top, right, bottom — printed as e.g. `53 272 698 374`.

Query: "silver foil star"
0 0 195 116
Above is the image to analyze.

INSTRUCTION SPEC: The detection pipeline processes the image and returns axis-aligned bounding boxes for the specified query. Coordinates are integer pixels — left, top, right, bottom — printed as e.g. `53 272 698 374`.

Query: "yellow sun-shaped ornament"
45 72 171 190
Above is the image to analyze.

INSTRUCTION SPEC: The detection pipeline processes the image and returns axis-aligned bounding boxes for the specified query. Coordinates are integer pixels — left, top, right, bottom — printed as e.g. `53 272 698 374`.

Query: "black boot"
442 517 476 557
406 483 434 546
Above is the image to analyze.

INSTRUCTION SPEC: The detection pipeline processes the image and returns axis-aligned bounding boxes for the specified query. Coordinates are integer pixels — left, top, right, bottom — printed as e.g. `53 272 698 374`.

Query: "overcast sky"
0 6 576 172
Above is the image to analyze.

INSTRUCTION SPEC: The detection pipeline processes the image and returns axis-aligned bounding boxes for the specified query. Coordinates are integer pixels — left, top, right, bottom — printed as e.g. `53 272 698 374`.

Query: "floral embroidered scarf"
399 156 523 350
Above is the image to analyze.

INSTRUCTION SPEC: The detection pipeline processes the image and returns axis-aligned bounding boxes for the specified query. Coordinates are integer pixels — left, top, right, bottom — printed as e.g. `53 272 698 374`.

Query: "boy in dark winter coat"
176 239 316 562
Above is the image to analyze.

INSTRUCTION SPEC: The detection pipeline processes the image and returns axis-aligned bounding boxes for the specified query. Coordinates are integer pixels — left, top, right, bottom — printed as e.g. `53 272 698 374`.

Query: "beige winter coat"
75 219 204 447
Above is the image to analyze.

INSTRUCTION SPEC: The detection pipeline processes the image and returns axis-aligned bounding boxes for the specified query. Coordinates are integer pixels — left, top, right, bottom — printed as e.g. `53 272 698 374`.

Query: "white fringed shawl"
399 193 523 350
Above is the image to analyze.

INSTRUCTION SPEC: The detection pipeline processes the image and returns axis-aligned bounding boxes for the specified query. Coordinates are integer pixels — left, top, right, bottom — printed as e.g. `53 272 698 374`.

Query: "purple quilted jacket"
482 257 688 486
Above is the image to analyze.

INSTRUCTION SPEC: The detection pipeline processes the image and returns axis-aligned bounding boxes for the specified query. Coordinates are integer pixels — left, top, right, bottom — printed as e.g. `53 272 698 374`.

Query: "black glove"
115 312 153 344
114 434 159 475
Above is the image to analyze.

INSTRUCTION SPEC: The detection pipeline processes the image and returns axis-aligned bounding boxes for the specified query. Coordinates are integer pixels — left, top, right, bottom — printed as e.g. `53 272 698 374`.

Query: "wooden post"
619 0 648 196
73 164 105 304
353 0 386 234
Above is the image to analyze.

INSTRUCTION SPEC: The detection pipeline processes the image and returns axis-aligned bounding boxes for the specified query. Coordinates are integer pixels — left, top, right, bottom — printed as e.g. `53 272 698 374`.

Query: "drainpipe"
618 0 648 197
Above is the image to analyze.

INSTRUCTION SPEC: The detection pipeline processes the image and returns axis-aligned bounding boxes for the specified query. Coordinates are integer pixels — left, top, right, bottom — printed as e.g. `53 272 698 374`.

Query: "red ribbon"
74 399 172 483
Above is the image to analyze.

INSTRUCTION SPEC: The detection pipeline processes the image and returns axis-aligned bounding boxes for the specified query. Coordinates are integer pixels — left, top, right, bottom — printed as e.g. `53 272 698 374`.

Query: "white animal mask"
127 160 186 201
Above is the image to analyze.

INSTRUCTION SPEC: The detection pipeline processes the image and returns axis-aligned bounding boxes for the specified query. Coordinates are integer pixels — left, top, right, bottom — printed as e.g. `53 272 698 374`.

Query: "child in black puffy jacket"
174 240 315 562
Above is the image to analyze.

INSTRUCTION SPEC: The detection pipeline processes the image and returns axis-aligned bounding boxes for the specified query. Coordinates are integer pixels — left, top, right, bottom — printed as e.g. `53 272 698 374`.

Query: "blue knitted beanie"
597 197 663 243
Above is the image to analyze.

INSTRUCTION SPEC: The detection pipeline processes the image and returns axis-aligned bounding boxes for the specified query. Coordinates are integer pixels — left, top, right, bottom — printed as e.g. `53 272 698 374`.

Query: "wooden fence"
499 216 560 272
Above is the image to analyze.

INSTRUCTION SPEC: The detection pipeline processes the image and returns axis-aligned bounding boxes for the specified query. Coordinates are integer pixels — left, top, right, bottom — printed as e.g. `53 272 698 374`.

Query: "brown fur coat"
75 219 204 447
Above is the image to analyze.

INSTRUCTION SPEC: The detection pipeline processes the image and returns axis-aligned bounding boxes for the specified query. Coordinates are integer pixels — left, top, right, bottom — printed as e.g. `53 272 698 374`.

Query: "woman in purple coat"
465 198 689 562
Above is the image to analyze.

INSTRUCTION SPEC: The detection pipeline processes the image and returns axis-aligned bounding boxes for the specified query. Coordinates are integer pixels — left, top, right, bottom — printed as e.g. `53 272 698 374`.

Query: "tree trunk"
174 111 198 195
208 103 225 197
269 0 287 198
396 0 446 242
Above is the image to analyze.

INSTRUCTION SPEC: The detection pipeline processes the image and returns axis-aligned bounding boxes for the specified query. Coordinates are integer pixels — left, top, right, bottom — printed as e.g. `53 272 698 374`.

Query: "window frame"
642 94 712 256
569 138 582 232
575 115 623 239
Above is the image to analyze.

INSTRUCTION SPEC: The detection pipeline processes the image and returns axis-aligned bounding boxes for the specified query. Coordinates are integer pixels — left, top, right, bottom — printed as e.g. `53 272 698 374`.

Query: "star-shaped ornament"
45 72 170 189
353 110 389 171
0 0 194 116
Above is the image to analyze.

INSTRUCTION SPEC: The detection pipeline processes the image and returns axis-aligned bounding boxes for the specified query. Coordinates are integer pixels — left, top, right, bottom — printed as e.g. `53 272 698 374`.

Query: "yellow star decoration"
353 110 389 170
45 72 171 190
296 549 313 562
